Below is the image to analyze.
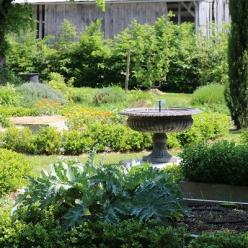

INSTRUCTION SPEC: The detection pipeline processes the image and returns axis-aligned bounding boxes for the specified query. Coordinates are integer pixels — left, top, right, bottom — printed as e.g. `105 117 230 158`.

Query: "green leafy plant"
0 66 23 85
92 86 125 105
14 159 185 228
164 23 199 93
17 82 66 107
61 130 93 155
33 127 62 155
0 127 34 153
180 141 248 186
0 105 37 117
241 130 248 144
0 84 21 106
187 231 248 248
70 20 112 87
177 113 231 146
111 16 175 89
0 215 185 248
0 148 31 196
0 114 10 128
196 25 229 87
191 84 227 113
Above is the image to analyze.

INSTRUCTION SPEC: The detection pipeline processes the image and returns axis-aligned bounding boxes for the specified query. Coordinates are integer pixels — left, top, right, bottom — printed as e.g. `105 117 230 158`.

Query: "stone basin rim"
120 108 201 117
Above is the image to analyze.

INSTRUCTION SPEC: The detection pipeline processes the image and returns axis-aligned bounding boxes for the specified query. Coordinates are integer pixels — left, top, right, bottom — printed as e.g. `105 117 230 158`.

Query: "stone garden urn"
19 72 39 83
121 102 201 164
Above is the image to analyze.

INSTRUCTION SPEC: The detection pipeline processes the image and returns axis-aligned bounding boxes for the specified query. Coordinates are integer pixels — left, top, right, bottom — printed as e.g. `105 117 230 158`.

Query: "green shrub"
62 106 116 129
92 86 125 105
167 134 180 149
6 30 56 80
47 72 67 91
0 84 21 106
67 221 185 248
195 25 229 87
14 160 185 227
88 124 152 152
0 148 31 196
0 112 230 155
6 30 41 74
69 20 112 87
1 128 34 153
0 210 65 248
241 130 248 144
127 90 156 108
66 87 96 104
177 112 231 146
0 115 10 128
61 130 93 155
0 125 151 154
0 66 23 85
33 127 62 155
0 215 185 248
164 23 199 93
111 17 175 89
0 106 37 117
191 84 226 108
180 141 248 186
16 82 66 107
6 19 229 93
188 232 248 248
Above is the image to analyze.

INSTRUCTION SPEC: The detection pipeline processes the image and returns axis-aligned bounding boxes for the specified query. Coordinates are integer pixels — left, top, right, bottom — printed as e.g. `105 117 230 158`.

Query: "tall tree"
226 0 248 129
0 0 33 65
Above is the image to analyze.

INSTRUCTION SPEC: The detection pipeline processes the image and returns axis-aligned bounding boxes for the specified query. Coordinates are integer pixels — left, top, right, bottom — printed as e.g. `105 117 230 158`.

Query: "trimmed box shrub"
180 141 248 186
0 148 31 196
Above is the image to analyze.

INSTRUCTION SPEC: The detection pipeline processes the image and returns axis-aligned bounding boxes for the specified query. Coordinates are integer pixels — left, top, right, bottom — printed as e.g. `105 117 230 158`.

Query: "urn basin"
121 107 201 164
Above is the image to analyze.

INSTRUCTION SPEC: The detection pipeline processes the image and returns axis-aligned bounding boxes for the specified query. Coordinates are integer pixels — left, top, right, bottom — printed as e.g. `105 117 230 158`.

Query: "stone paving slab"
9 115 68 132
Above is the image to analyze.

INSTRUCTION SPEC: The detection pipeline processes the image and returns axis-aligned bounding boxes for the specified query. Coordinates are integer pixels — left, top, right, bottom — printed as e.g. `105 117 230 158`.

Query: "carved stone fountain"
121 101 201 164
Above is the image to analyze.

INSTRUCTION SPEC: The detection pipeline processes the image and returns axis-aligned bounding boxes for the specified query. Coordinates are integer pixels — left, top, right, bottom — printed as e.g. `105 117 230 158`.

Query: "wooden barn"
15 0 230 38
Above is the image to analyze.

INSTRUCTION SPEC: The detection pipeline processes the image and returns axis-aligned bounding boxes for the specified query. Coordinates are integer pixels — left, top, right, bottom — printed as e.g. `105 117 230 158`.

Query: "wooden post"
178 2 181 25
125 48 131 92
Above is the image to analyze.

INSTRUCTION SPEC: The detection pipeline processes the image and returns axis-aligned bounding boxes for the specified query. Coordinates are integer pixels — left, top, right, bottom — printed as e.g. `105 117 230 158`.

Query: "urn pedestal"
121 108 200 164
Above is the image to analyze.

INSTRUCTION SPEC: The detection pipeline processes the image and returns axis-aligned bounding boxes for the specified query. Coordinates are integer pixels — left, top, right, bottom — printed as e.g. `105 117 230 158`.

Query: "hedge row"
180 140 248 186
0 125 152 154
0 113 230 155
0 217 247 248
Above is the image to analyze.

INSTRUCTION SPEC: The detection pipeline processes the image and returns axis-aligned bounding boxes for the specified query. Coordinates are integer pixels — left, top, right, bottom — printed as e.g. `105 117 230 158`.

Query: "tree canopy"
0 0 33 64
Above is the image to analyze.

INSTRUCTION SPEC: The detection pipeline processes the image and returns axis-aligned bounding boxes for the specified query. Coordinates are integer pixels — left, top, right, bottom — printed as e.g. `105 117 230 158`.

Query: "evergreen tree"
226 0 248 129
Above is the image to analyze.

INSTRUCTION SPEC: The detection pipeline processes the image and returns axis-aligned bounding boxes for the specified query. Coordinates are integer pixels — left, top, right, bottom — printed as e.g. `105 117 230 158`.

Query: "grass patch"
27 152 149 175
26 148 181 176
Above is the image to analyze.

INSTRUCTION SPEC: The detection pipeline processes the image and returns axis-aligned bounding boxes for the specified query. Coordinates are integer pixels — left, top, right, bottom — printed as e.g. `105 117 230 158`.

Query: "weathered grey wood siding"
195 0 230 35
31 0 230 38
33 2 168 38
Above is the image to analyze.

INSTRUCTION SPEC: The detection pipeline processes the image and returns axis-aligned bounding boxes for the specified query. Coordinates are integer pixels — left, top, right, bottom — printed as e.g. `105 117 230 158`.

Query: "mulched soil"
178 203 248 233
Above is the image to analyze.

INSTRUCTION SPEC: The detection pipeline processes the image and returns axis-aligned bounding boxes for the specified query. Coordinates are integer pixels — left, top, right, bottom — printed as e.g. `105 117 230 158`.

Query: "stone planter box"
180 181 248 203
19 72 39 83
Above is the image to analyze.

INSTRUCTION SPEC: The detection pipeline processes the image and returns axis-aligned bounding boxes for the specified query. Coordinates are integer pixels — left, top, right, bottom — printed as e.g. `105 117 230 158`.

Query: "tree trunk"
125 48 131 92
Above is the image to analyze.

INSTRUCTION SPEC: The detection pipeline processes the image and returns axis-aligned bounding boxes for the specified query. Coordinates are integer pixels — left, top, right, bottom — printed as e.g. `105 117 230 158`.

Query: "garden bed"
179 202 248 233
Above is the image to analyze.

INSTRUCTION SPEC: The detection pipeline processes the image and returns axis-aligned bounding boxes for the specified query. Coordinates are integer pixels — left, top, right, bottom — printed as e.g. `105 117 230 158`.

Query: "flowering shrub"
61 106 116 129
34 99 63 115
